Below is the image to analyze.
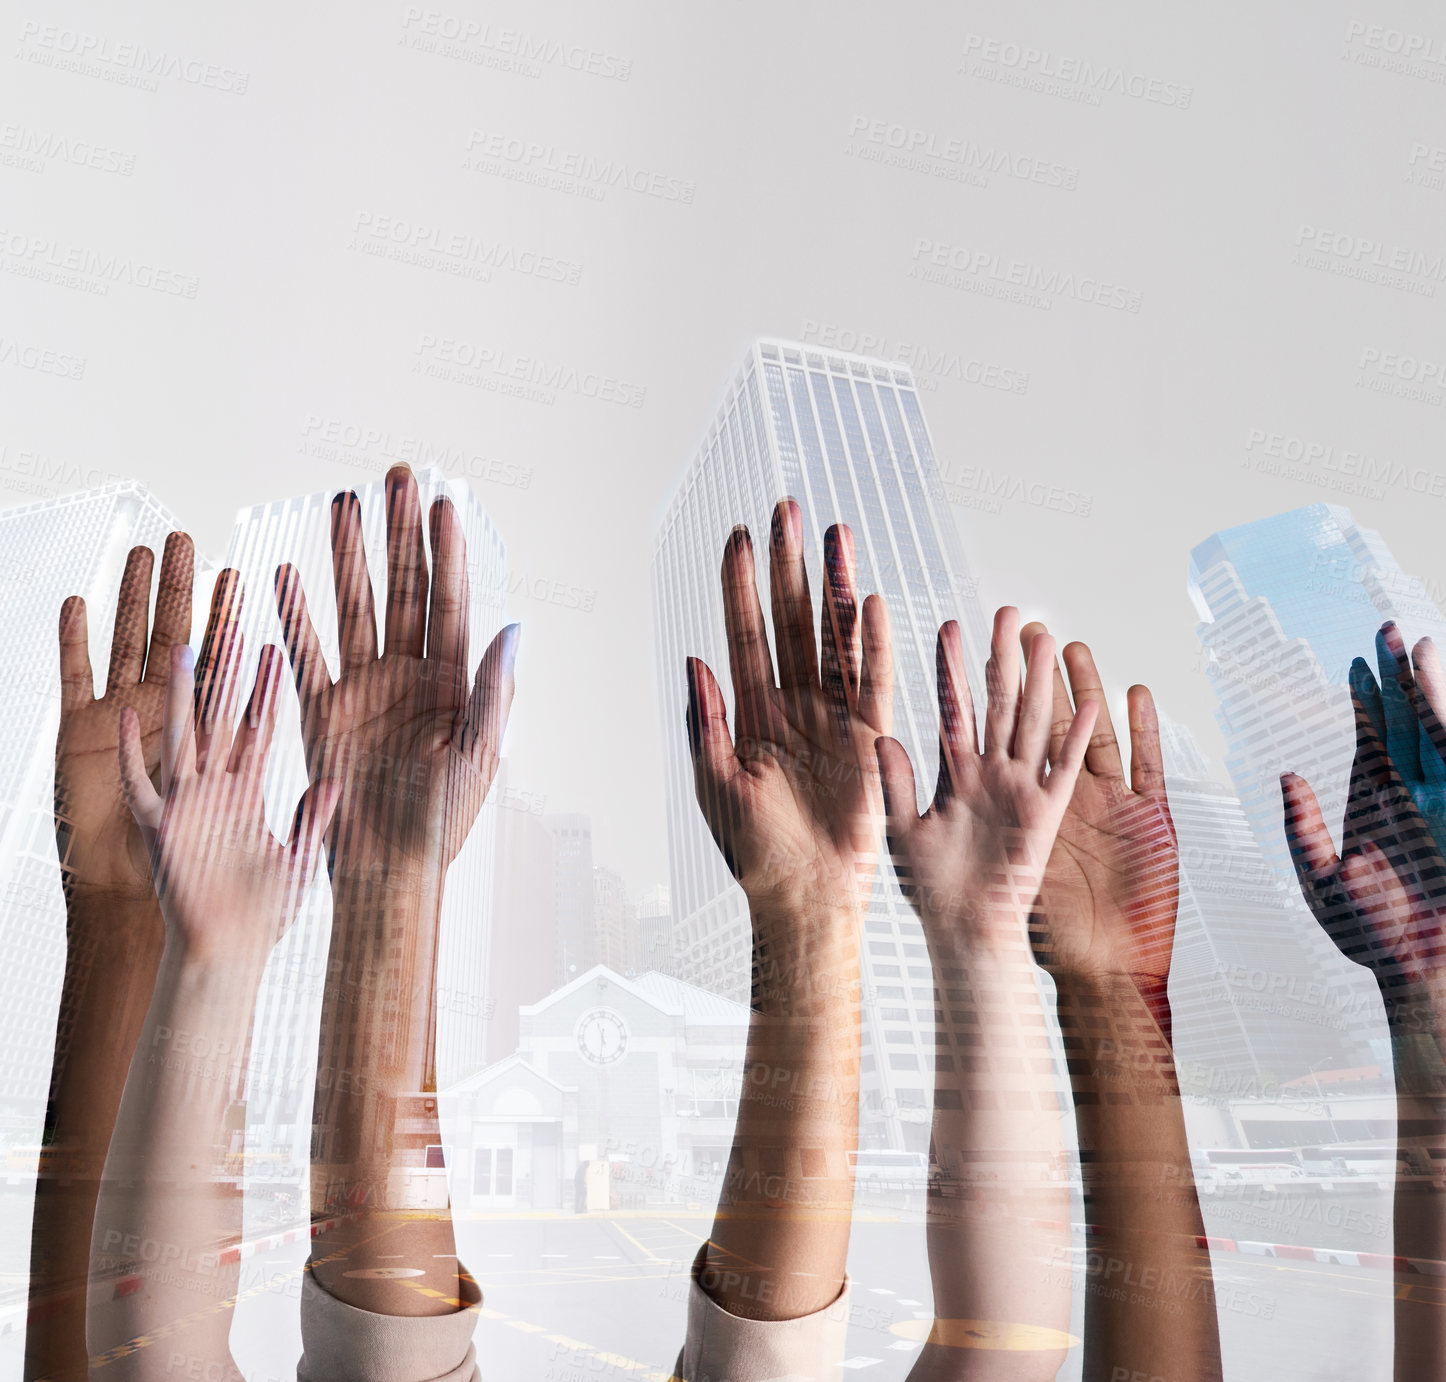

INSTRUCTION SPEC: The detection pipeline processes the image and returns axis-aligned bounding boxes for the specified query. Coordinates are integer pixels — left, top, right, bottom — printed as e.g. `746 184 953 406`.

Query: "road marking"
608 1219 668 1263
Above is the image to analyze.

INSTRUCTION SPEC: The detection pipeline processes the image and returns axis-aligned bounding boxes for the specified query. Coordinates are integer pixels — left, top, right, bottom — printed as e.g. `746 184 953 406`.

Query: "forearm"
89 944 260 1380
26 899 163 1382
1382 990 1446 1381
908 938 1070 1382
703 903 860 1322
308 861 460 1315
1056 973 1220 1382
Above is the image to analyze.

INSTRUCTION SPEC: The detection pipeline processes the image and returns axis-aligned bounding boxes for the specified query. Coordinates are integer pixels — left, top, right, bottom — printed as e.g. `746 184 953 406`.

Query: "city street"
0 1184 1400 1380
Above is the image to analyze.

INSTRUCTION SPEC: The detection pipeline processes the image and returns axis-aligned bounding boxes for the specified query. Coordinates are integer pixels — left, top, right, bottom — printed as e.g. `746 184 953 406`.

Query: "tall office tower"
1189 504 1446 888
1188 505 1445 1072
653 339 994 1151
485 760 558 1064
543 814 596 983
635 883 673 976
1159 716 1361 1101
222 468 507 1165
592 865 638 974
0 482 218 1129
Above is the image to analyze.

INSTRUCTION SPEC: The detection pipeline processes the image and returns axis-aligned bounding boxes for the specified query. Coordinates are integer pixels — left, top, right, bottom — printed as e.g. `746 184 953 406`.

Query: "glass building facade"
1188 504 1446 1080
1189 503 1446 887
652 339 1000 1151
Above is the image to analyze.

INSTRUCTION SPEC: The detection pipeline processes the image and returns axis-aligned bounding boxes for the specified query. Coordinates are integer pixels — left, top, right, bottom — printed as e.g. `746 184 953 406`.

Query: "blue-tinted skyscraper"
1190 503 1446 886
1189 504 1445 1077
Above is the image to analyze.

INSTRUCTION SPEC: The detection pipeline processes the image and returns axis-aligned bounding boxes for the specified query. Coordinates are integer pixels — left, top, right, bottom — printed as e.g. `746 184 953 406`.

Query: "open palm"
54 536 197 905
1024 631 1179 987
274 470 518 881
876 610 1095 959
687 502 891 919
1284 627 1446 1000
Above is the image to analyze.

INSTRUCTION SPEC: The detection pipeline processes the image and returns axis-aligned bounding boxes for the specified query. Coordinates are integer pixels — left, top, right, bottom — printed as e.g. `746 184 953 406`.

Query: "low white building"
443 966 749 1212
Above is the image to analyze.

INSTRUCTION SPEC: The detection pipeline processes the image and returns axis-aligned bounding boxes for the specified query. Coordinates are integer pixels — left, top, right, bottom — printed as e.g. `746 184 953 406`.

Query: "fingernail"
684 661 701 754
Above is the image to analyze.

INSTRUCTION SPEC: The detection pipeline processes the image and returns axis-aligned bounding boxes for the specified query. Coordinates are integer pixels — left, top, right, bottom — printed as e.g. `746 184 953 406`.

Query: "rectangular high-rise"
653 339 995 1150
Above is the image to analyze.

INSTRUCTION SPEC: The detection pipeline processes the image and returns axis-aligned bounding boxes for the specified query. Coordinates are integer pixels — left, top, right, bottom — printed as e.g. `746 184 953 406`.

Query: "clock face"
575 1007 629 1066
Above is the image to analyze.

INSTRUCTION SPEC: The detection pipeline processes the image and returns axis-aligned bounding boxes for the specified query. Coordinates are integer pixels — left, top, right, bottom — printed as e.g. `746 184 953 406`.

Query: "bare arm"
25 539 199 1382
684 502 892 1323
91 630 336 1379
276 467 517 1315
879 611 1094 1382
1284 623 1446 1381
1029 633 1221 1382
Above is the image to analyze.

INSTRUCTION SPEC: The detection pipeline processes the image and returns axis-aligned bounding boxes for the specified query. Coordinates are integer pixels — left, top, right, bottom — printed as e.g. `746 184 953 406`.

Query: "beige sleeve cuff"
673 1245 851 1382
297 1263 483 1382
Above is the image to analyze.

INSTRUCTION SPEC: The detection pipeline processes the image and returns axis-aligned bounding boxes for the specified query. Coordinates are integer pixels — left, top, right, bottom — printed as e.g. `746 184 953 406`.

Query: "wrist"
922 907 1036 971
66 889 163 940
159 936 269 1000
1382 979 1446 1037
329 855 442 917
746 898 859 1017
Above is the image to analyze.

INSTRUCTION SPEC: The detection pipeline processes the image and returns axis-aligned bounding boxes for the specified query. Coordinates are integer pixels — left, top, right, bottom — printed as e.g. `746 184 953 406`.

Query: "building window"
425 1144 447 1169
496 1148 514 1196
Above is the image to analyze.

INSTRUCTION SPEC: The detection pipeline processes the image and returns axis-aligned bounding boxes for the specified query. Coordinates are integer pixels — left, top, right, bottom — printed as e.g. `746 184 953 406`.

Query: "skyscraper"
0 482 216 1130
543 814 596 984
592 865 638 975
653 339 996 1150
1160 716 1359 1098
1189 504 1446 886
1188 504 1444 1073
484 760 558 1065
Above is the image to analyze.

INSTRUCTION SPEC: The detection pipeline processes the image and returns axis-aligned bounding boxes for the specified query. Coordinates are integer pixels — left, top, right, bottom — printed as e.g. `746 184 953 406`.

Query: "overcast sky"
7 0 1446 896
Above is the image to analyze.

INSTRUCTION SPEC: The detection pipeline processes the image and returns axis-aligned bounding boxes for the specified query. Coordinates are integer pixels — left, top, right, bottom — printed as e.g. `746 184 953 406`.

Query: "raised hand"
875 608 1095 954
1024 632 1178 1013
686 500 892 924
26 543 247 1382
874 609 1093 1382
54 534 195 906
1283 626 1446 1006
1285 623 1446 1381
117 637 338 958
287 466 518 1319
93 589 337 1382
1016 627 1220 1382
274 467 519 884
678 499 890 1339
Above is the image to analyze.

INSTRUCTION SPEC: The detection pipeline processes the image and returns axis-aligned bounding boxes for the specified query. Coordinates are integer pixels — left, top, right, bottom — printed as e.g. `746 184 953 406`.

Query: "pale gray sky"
7 0 1446 897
